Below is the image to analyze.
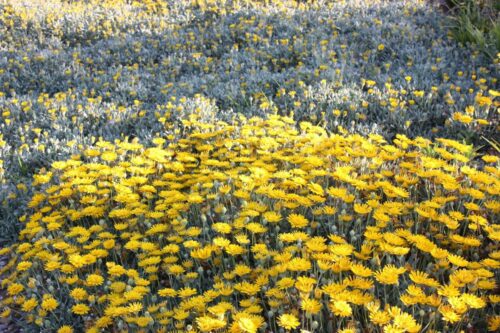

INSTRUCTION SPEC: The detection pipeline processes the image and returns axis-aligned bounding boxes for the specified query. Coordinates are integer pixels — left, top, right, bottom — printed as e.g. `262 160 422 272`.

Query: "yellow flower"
278 313 300 330
330 300 352 317
350 263 373 277
461 293 486 309
438 284 460 298
158 288 177 297
187 193 204 203
196 316 226 332
136 316 153 327
301 297 322 314
235 234 250 245
452 112 473 124
482 155 498 163
21 297 38 312
168 264 185 275
178 287 197 298
41 295 58 311
7 283 24 296
191 246 213 260
225 244 246 256
86 274 104 287
212 222 232 234
475 94 492 106
287 213 309 228
72 303 90 315
295 276 316 294
393 313 420 332
263 211 281 223
17 261 32 271
234 282 260 296
488 316 500 331
127 302 143 313
439 305 461 323
354 203 372 214
448 254 469 267
101 151 118 162
408 270 439 288
330 243 354 256
57 326 74 333
382 324 405 333
96 316 113 328
305 236 327 252
233 264 252 277
374 265 406 285
0 309 11 318
287 257 312 271
106 262 126 276
238 317 257 333
70 288 88 301
369 311 391 325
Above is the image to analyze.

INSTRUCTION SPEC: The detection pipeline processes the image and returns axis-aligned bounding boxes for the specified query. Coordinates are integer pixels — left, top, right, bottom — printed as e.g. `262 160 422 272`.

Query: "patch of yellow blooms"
0 114 499 332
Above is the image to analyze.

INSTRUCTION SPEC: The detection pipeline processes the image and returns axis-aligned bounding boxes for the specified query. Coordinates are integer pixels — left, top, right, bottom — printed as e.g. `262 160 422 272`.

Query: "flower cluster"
1 115 499 332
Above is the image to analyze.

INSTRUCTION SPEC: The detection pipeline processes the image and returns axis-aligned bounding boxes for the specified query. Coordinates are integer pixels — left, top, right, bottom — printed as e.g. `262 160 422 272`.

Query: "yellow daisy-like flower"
448 254 469 267
439 305 461 323
369 310 391 325
295 276 316 294
196 316 227 332
301 297 322 315
7 283 24 296
238 317 257 333
41 295 59 311
330 300 352 317
287 213 309 228
72 303 90 315
354 203 372 214
86 274 104 287
70 288 88 301
263 211 281 223
488 315 500 331
57 326 74 333
136 316 153 327
287 257 312 272
374 265 406 285
350 263 373 277
100 151 118 162
158 288 177 297
278 313 300 330
16 261 32 271
21 297 38 312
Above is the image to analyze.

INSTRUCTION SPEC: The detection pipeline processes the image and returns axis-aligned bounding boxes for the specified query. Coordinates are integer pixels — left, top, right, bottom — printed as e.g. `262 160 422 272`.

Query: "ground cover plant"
0 0 499 332
446 0 500 58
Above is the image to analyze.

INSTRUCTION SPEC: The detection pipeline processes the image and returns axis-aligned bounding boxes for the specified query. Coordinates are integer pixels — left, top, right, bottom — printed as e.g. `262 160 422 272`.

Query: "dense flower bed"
0 0 499 332
1 115 499 332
